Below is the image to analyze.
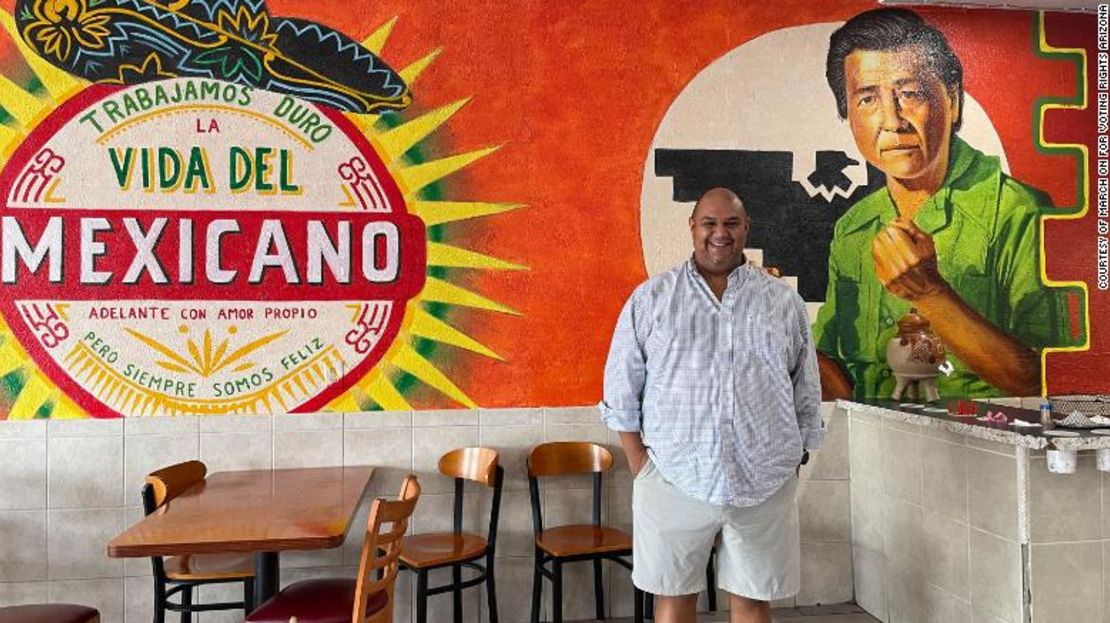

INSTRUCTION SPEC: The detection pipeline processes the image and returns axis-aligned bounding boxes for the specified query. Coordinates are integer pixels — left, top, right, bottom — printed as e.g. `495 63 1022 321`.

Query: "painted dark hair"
826 8 964 131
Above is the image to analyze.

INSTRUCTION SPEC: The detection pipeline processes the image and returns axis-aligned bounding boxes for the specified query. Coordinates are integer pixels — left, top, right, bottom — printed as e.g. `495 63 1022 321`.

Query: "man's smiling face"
689 189 749 278
844 45 959 187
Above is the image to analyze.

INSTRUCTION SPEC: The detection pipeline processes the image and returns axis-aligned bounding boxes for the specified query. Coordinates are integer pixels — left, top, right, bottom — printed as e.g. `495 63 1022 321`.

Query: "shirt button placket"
721 292 736 501
720 302 733 408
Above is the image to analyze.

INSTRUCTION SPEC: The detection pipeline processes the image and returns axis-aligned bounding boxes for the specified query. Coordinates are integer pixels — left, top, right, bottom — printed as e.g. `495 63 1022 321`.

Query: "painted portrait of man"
812 7 1073 400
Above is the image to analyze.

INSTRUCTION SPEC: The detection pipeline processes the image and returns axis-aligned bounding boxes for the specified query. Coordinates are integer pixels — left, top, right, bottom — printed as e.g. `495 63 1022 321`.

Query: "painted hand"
871 218 948 301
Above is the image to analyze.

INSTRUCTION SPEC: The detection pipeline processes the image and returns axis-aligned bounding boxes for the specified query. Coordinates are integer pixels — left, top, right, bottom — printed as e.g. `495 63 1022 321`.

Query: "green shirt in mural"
812 137 1072 399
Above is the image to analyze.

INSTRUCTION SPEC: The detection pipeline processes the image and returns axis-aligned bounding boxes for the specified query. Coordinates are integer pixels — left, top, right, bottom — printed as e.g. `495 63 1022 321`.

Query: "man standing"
814 8 1072 400
600 187 824 623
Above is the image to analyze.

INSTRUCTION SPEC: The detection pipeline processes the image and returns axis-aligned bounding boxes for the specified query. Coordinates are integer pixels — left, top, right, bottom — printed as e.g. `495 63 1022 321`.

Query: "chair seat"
0 604 100 623
536 524 632 557
400 532 488 569
164 552 255 581
245 577 388 623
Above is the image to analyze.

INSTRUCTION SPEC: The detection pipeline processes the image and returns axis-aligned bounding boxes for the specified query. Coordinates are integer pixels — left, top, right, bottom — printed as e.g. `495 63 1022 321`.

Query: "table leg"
254 552 280 607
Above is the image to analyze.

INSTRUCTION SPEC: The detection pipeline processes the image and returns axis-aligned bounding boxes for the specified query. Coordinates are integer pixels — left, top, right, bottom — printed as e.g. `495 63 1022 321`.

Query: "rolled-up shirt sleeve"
791 295 825 450
599 289 648 433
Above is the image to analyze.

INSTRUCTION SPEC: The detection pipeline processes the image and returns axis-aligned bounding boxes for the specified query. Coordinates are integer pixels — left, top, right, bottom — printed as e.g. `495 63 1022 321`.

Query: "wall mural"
0 0 518 417
0 0 1099 418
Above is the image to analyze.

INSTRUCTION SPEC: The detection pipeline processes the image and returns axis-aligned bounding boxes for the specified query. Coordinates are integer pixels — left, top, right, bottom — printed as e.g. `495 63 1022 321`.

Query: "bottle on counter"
1040 398 1054 429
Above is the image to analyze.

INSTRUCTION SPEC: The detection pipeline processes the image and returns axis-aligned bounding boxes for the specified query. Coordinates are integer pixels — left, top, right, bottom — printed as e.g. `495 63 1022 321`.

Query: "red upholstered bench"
0 604 100 623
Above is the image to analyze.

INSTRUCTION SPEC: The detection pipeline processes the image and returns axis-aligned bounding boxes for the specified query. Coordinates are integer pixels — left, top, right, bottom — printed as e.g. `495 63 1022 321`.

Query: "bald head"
691 187 747 220
689 187 750 278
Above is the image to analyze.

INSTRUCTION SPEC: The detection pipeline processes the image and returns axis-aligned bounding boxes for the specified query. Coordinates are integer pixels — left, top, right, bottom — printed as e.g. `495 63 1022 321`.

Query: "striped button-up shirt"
600 259 824 507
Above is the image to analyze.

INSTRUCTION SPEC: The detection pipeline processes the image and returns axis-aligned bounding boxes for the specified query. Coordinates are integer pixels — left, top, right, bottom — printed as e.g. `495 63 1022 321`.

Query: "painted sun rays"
0 13 524 417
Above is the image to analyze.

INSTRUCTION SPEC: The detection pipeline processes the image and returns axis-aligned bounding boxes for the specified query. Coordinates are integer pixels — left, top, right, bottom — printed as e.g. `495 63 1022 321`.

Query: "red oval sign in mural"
0 79 426 416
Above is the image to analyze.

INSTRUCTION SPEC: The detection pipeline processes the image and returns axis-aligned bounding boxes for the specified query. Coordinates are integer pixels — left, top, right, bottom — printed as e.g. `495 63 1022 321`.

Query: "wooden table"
108 465 374 606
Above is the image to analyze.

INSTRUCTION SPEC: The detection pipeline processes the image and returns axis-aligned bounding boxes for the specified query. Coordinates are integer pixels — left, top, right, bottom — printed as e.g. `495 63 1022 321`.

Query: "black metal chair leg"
646 592 655 620
244 579 255 615
530 552 543 623
452 563 463 623
706 552 717 612
486 561 499 623
633 587 644 623
180 585 192 623
593 558 605 620
552 559 563 623
153 580 166 623
416 569 429 623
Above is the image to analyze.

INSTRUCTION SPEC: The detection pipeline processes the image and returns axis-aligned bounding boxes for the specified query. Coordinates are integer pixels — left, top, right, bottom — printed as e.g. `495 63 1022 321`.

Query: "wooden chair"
527 442 643 623
0 604 99 623
400 447 504 623
246 475 421 623
141 461 255 623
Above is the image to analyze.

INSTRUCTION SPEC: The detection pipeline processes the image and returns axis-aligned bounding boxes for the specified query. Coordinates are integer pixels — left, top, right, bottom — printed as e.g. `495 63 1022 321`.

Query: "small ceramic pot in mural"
885 308 946 402
1047 449 1078 474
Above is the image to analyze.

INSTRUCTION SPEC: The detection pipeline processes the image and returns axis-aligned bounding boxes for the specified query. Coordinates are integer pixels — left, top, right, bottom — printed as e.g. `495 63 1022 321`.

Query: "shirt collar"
837 136 981 236
685 255 753 291
912 136 978 234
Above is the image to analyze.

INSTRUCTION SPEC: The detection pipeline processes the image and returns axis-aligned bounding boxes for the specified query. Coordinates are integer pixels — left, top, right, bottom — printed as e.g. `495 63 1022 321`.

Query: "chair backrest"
143 460 207 512
352 475 421 623
140 460 208 582
526 442 612 534
438 447 499 485
438 447 503 547
527 442 612 477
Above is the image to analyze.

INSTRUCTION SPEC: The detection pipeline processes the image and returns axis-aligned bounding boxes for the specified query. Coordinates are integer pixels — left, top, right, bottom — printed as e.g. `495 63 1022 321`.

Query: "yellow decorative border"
1035 11 1091 397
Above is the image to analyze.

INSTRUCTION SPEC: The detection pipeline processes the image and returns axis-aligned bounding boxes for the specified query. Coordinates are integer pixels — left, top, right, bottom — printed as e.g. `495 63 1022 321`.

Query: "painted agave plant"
15 0 411 113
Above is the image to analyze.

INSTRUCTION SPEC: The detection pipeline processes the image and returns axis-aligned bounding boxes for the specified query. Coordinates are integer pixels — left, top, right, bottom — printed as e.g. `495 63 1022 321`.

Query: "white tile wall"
880 426 922 504
847 400 1110 623
968 529 1022 623
923 511 969 601
0 420 46 440
848 414 882 493
200 432 272 472
1027 455 1102 543
1030 542 1102 622
797 542 853 605
123 434 199 493
852 546 888 621
48 436 124 508
272 428 344 469
480 556 535 623
0 438 46 510
0 582 48 607
847 403 1026 623
882 494 926 574
47 508 125 580
48 579 124 623
803 403 849 481
924 583 971 623
0 510 47 582
886 566 927 623
411 426 480 494
966 447 1019 541
478 408 542 427
921 435 968 522
798 480 851 543
0 403 852 622
477 424 542 493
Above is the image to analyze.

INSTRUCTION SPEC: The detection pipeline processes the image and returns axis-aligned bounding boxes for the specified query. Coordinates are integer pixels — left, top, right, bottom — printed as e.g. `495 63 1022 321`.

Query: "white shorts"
630 459 800 600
